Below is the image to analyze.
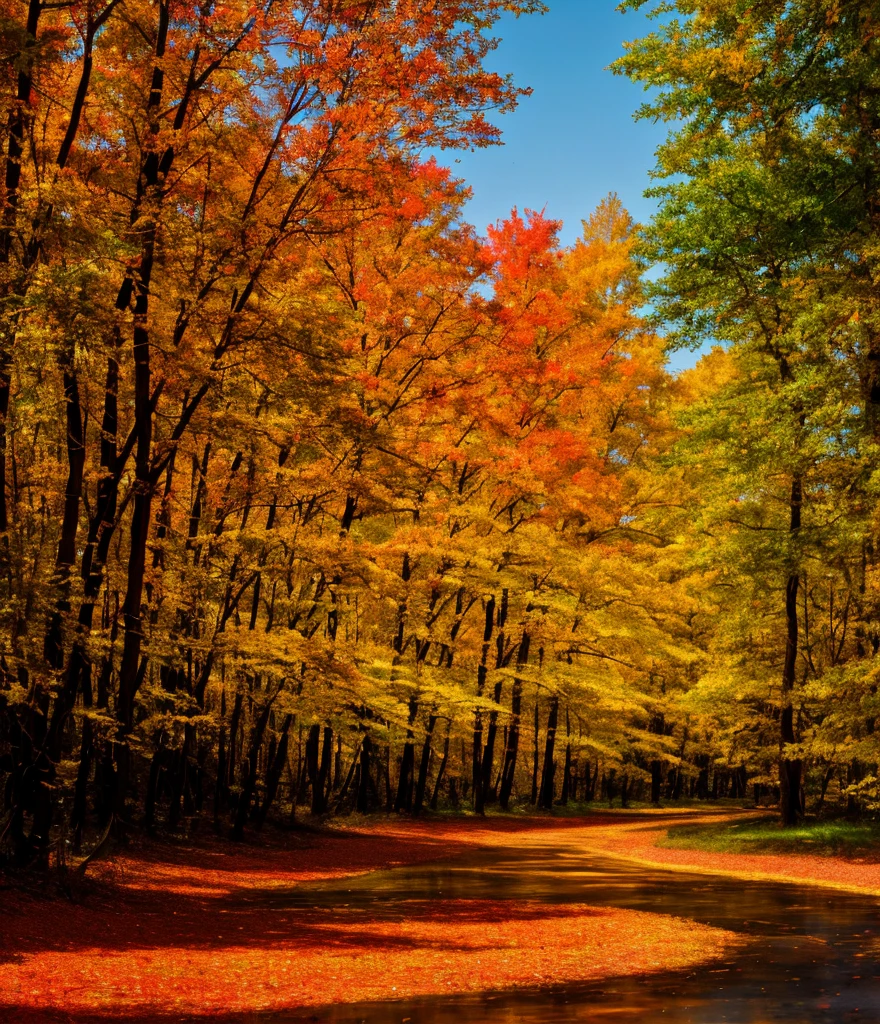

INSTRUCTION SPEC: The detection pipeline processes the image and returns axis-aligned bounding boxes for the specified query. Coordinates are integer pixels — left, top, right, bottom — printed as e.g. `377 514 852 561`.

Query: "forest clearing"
3 0 880 1020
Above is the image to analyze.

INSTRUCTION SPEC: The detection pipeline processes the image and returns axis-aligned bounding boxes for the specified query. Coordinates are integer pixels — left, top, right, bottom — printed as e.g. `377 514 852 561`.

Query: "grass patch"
661 817 880 859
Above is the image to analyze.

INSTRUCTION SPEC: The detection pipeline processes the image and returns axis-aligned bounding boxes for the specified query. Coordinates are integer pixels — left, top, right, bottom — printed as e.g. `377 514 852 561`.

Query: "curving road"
262 841 880 1024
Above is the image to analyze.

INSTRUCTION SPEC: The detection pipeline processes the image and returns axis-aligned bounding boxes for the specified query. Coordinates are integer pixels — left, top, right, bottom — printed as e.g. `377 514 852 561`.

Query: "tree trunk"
232 684 281 840
168 723 195 831
538 696 558 810
257 713 293 827
43 368 86 669
144 739 169 836
559 706 572 805
480 590 508 806
472 596 495 815
651 759 662 805
413 713 437 815
356 734 372 814
114 0 173 831
312 725 332 815
499 632 529 809
429 724 451 811
330 742 360 814
531 699 540 805
70 717 94 853
0 0 42 536
305 723 320 808
394 700 417 812
779 475 803 826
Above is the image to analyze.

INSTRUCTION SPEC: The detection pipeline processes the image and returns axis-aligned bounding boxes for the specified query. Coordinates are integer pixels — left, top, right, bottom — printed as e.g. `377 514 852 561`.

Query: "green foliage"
615 0 880 819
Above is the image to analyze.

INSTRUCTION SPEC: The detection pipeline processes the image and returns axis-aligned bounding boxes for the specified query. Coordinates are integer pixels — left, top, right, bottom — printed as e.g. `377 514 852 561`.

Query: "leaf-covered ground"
0 816 739 1021
348 810 880 896
385 809 880 894
12 808 874 1021
549 810 880 893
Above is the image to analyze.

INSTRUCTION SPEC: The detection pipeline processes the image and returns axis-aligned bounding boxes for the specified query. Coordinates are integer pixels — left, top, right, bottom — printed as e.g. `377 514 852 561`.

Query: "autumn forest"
3 1 880 1019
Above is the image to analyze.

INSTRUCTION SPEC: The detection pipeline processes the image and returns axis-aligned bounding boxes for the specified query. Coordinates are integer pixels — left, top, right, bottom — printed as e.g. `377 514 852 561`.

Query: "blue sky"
436 1 701 371
445 0 666 246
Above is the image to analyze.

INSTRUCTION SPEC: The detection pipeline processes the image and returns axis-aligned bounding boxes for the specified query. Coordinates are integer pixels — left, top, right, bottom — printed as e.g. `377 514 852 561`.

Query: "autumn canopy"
2 0 880 867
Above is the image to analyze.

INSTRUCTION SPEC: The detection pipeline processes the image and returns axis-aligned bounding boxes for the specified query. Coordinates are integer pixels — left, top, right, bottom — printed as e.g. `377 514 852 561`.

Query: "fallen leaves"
1 898 734 1017
0 816 743 1019
546 812 880 894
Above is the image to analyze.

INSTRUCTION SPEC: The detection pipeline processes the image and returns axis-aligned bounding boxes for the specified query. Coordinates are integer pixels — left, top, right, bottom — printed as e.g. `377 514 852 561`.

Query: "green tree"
616 0 880 821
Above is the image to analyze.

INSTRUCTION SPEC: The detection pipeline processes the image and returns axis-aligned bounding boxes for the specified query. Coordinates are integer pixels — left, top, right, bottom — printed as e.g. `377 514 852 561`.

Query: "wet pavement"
252 841 880 1023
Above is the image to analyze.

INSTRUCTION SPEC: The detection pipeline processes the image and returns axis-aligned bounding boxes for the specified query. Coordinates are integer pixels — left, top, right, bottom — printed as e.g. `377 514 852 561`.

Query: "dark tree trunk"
232 684 280 840
585 759 597 802
413 714 437 815
480 590 508 807
429 725 450 811
538 696 558 810
168 723 195 831
44 368 86 669
214 694 228 828
651 760 662 805
395 700 417 813
816 764 834 813
311 726 332 815
29 367 89 852
329 743 359 814
531 699 540 805
227 690 244 792
144 740 169 836
499 632 528 810
257 713 293 827
114 0 174 831
305 723 320 806
560 755 571 805
559 707 572 805
0 0 42 535
70 718 94 853
2 1 112 862
780 475 803 827
696 755 709 799
472 596 495 816
383 744 394 811
356 735 372 814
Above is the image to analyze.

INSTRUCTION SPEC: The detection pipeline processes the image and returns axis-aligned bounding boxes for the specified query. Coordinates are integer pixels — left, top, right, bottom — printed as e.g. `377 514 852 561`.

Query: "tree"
616 0 880 822
0 0 545 862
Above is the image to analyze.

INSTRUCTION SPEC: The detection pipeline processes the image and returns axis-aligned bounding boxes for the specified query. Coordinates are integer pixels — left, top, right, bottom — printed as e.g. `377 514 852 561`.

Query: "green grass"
661 816 880 858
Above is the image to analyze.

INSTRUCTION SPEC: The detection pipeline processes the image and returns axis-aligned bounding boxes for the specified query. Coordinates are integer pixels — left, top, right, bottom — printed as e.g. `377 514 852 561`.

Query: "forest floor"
0 812 737 1022
550 806 880 893
1 808 878 1021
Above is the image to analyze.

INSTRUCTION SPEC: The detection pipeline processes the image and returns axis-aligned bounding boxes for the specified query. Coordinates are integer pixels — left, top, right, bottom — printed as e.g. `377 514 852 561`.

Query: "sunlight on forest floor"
0 815 742 1021
4 811 880 1020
